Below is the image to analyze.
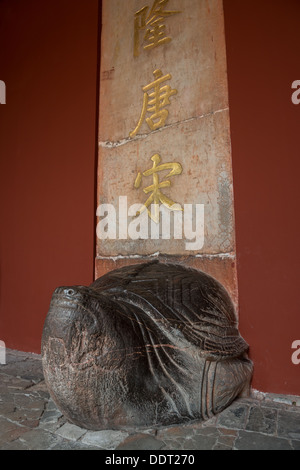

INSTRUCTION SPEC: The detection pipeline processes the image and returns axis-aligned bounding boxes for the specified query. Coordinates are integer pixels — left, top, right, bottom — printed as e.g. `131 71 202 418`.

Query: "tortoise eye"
66 289 75 296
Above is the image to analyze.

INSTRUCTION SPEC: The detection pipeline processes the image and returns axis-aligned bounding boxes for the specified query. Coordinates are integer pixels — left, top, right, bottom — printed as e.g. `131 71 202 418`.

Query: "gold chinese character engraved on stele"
129 69 177 138
134 0 181 57
134 153 183 223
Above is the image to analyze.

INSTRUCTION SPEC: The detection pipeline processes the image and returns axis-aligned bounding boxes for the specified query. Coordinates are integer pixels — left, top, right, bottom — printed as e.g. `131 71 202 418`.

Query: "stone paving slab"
0 349 299 451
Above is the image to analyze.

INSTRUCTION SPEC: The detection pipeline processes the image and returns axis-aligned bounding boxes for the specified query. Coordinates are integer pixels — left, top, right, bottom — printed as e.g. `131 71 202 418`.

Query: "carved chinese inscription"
134 0 181 57
134 153 183 222
129 69 178 138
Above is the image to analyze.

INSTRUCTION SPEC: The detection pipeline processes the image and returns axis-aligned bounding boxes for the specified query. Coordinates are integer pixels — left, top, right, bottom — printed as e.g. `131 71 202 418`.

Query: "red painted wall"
0 0 299 396
224 0 300 395
0 0 99 353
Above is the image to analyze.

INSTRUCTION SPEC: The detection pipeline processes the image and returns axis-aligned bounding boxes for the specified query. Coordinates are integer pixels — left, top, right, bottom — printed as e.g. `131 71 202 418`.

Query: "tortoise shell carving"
42 261 253 430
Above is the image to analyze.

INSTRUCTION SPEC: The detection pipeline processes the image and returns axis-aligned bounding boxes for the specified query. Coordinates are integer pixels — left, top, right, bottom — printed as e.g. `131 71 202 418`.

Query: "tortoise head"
41 285 127 372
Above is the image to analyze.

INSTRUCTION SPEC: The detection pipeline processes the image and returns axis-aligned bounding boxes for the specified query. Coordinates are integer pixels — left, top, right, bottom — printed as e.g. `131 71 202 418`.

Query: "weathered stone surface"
234 431 293 451
157 425 197 441
117 433 164 450
245 406 277 435
81 430 129 449
55 422 87 441
42 261 252 430
277 410 300 440
19 429 59 450
0 439 29 450
25 381 50 398
1 358 43 383
0 424 30 444
38 398 64 431
212 443 232 450
13 393 45 411
50 440 99 451
194 427 220 437
0 417 21 436
217 434 236 447
0 397 15 415
291 440 300 450
1 374 32 390
4 408 43 425
217 401 249 430
182 434 217 451
39 409 63 426
218 427 238 436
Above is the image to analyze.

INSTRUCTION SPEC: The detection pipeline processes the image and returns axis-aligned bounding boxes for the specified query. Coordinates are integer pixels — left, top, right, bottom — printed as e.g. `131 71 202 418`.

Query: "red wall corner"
224 0 300 395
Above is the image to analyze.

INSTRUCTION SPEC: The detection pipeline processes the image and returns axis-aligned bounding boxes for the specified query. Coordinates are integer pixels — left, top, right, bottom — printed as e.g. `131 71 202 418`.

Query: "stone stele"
96 0 238 307
42 262 253 430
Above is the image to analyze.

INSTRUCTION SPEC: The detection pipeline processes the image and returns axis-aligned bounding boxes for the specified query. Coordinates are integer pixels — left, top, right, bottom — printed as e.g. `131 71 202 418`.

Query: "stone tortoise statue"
42 261 253 430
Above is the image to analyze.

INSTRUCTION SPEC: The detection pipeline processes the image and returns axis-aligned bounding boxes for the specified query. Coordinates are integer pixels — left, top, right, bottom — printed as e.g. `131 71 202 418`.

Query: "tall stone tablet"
96 0 237 305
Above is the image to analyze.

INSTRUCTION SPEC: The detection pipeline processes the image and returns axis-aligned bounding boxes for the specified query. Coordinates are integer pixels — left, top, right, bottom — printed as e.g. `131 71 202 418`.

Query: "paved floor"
0 349 299 450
